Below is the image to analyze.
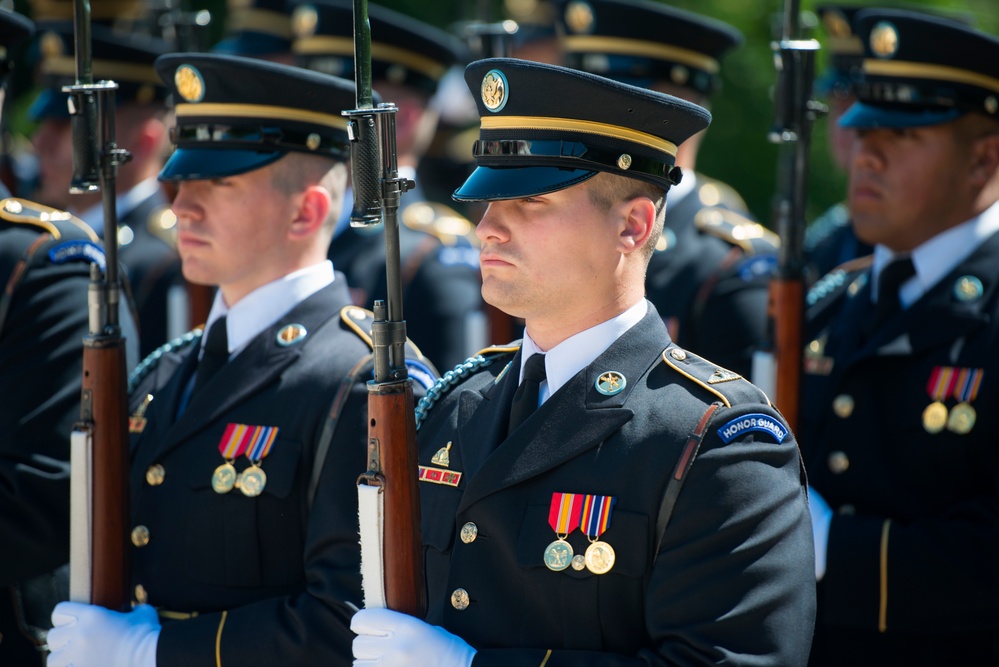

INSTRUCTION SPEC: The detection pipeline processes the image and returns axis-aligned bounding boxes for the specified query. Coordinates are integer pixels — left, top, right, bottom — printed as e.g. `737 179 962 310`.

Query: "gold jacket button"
828 451 850 474
145 464 166 486
459 522 478 544
134 584 148 604
450 588 470 610
131 525 151 547
832 394 855 419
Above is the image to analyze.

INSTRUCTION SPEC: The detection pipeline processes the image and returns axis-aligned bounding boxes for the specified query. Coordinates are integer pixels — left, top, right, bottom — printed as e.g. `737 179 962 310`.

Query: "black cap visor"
159 146 285 181
453 165 598 202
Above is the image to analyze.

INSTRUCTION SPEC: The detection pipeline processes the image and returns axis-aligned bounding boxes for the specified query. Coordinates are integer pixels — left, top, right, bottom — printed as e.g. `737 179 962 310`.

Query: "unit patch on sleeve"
717 413 788 444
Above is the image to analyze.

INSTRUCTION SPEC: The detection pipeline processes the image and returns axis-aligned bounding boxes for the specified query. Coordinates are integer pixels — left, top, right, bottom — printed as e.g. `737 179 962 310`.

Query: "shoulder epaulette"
806 254 873 308
127 327 203 394
0 198 98 241
401 201 478 248
415 343 520 430
339 305 441 388
694 207 780 255
660 344 771 408
696 178 750 213
147 206 178 249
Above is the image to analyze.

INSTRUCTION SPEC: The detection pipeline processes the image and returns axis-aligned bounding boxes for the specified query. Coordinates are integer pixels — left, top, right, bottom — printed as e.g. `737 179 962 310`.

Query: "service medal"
212 462 237 494
922 401 948 434
544 539 573 572
947 402 977 434
580 494 617 575
571 554 586 571
584 540 616 575
238 465 267 497
546 492 584 572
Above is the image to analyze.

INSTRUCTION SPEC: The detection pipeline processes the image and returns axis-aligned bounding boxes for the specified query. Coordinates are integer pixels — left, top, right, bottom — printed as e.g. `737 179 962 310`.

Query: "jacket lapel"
148 278 353 461
456 306 666 513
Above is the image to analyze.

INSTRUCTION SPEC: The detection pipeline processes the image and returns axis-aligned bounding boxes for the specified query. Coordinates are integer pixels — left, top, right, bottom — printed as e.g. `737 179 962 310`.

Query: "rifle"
66 0 133 610
348 0 426 616
759 0 822 432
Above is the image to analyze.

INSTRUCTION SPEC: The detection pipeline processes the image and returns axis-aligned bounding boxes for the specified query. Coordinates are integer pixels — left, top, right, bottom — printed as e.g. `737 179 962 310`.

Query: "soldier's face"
475 179 628 330
171 162 300 304
849 122 977 252
31 118 75 210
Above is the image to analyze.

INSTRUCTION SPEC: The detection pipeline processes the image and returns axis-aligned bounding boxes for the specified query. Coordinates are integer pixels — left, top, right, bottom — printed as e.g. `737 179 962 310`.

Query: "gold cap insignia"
431 441 452 467
175 64 205 103
986 96 998 115
595 371 626 396
564 1 594 34
670 64 690 86
823 9 852 39
870 21 899 59
616 154 632 170
306 133 322 150
953 275 983 302
276 323 308 346
481 69 508 113
292 4 318 38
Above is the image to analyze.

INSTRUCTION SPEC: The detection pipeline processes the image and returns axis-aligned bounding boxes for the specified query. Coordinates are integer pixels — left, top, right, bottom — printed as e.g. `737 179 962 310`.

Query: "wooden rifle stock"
769 277 804 432
80 329 130 610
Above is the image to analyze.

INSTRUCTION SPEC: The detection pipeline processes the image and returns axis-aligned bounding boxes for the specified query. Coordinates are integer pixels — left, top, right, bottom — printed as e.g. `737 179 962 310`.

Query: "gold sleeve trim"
562 35 719 73
539 649 553 667
879 519 890 633
480 116 678 156
864 59 999 96
215 609 228 667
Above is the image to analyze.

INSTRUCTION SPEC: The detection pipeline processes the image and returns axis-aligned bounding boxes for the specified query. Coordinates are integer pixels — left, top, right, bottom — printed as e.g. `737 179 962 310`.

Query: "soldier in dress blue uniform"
211 0 294 63
0 9 139 665
30 23 186 357
351 58 815 667
555 0 777 377
46 53 436 667
290 0 487 371
799 11 999 666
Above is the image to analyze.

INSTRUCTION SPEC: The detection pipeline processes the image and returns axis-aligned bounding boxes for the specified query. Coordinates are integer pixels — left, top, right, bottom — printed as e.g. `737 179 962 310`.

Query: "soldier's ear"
969 132 999 189
616 196 656 256
289 185 333 240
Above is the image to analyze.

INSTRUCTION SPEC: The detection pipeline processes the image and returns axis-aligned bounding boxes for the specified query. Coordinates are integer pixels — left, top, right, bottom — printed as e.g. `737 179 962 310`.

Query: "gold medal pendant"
584 540 616 575
947 402 977 434
237 465 268 497
543 538 573 572
922 401 948 434
211 461 237 494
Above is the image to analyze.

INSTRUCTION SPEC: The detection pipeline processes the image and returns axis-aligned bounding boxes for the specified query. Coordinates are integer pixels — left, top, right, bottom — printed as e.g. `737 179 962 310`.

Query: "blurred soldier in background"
29 19 185 356
211 0 293 63
290 0 486 370
800 10 999 665
0 8 138 665
557 0 777 377
803 4 871 288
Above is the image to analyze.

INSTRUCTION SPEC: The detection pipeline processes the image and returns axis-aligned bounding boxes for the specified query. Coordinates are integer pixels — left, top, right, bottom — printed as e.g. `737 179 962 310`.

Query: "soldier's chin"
481 282 528 320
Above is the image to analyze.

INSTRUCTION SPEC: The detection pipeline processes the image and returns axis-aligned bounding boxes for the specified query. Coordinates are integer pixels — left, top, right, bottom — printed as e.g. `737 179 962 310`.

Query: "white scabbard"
69 428 93 603
358 483 387 609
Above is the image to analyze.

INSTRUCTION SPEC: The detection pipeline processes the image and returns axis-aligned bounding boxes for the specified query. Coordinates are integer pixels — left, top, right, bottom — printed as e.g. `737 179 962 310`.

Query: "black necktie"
192 316 228 398
865 257 915 337
507 353 547 435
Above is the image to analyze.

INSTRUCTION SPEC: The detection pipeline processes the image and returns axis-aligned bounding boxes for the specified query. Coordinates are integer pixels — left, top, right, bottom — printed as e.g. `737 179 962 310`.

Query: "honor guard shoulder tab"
661 344 771 408
0 197 98 241
415 343 520 429
128 327 204 397
147 206 178 249
339 305 441 390
694 207 780 256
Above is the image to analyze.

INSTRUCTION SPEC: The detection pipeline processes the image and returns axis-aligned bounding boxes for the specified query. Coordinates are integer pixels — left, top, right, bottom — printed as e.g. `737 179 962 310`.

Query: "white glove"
47 602 160 667
808 486 833 581
352 608 476 667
